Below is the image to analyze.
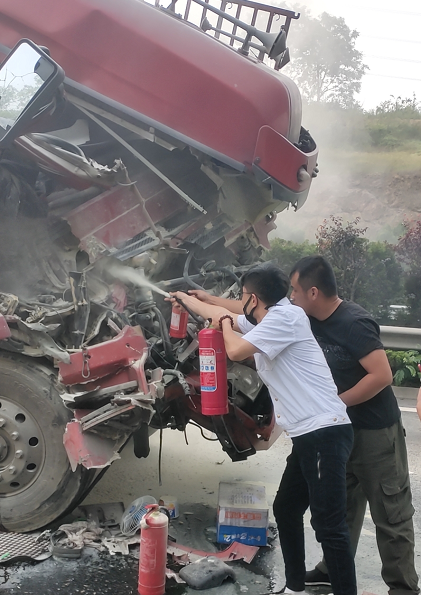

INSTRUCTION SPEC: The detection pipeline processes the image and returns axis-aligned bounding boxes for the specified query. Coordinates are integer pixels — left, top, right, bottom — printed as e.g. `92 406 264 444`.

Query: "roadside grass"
320 148 421 176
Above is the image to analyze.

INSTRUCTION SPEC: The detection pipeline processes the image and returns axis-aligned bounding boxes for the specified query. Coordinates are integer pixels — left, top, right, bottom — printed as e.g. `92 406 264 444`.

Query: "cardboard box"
216 481 269 546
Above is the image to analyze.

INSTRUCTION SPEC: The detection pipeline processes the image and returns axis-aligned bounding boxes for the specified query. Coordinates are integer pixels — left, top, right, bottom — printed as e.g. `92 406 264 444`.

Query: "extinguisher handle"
174 297 207 328
141 503 160 528
158 506 172 520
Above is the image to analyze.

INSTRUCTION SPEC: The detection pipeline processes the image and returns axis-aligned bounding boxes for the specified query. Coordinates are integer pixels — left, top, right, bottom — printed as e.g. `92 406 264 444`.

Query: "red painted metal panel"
63 419 121 470
253 125 318 192
65 184 185 251
58 325 148 385
167 540 259 564
0 314 11 341
0 0 297 169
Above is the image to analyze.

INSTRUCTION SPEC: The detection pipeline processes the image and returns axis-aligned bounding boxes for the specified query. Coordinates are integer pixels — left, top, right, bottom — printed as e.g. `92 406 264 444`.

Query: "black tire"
0 352 95 532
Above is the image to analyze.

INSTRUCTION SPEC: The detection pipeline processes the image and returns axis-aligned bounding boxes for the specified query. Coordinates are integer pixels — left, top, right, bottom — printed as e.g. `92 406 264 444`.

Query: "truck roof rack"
151 0 299 69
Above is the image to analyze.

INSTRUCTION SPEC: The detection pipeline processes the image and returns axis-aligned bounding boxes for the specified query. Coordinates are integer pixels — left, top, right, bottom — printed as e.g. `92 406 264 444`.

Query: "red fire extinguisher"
198 327 229 416
138 504 168 595
169 304 188 339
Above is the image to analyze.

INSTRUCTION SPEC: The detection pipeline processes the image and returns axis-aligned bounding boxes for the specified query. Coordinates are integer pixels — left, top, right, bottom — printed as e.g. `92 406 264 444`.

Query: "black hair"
289 255 337 298
241 263 289 305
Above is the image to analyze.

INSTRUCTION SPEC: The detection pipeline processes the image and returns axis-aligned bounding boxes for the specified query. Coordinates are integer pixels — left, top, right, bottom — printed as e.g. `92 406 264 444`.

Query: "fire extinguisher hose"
173 296 207 327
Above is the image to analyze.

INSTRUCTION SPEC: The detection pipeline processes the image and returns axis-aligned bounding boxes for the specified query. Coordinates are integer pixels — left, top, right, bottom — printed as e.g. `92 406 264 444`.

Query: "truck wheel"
0 353 94 532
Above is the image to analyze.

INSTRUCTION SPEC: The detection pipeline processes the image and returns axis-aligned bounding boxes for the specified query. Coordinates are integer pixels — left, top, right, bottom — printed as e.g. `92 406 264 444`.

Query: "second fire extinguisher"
138 504 168 595
169 304 188 339
198 327 229 416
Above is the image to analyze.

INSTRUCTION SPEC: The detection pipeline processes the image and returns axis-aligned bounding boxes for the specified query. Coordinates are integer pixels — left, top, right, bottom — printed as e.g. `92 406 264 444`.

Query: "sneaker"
304 567 331 587
279 587 306 595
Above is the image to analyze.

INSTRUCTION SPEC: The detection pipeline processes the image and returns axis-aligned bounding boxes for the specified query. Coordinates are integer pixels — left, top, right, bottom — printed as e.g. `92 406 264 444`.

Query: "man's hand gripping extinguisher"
168 296 229 416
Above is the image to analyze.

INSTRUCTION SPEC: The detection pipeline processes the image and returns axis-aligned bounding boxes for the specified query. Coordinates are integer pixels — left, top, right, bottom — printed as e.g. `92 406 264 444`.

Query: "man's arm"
417 388 421 423
219 317 258 360
172 291 259 362
170 291 242 331
188 290 243 315
339 349 393 406
170 292 257 359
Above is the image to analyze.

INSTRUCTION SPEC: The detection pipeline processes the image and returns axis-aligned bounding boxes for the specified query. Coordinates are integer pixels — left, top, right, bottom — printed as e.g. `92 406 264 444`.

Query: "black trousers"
273 424 356 595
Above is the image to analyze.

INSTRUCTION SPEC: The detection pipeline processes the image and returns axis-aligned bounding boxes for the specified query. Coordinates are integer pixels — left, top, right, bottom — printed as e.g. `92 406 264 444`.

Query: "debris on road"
167 539 260 564
217 482 269 546
179 556 236 589
120 496 157 536
0 531 51 563
50 521 103 558
76 502 125 528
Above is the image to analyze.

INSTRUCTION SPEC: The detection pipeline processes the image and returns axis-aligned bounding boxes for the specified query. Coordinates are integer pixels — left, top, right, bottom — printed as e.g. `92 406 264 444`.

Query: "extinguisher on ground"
138 504 168 595
198 327 229 416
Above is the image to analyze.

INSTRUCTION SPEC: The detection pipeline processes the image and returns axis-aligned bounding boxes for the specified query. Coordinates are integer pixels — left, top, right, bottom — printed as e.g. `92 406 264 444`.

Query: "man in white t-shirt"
170 262 356 595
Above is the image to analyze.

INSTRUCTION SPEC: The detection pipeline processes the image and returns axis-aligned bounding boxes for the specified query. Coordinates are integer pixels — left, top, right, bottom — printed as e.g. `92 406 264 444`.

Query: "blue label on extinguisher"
200 348 217 391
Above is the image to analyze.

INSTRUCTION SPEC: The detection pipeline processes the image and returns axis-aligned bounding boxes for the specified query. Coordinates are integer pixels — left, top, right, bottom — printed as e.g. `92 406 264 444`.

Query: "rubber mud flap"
133 422 150 459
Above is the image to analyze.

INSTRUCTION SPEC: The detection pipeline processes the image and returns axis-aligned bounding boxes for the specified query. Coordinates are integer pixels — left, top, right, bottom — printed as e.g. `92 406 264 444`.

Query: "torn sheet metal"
166 569 186 584
102 535 139 556
76 502 124 528
16 133 124 190
63 419 122 471
59 379 138 403
58 325 148 385
0 293 18 316
63 394 153 469
79 396 154 432
167 540 259 565
23 301 75 325
0 314 11 340
8 317 71 363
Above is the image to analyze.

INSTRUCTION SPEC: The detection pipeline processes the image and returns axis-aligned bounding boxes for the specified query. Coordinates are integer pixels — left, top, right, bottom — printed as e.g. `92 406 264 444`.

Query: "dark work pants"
273 424 356 595
316 419 419 595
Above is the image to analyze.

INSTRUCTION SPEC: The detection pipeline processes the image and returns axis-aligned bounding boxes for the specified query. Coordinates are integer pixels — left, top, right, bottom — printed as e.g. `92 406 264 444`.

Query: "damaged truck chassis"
0 0 317 532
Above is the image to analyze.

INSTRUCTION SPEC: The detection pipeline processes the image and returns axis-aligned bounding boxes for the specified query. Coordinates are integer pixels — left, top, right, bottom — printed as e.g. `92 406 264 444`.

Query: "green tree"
0 83 40 120
316 216 403 319
264 238 317 274
374 94 421 117
356 241 403 322
316 216 369 300
395 218 421 326
285 9 368 107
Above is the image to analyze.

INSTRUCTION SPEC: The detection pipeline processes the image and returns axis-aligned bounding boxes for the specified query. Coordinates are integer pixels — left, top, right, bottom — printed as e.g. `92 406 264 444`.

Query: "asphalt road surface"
1 391 420 595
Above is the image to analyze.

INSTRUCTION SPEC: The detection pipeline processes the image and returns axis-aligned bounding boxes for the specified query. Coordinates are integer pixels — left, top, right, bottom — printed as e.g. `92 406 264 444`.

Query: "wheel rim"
0 396 46 495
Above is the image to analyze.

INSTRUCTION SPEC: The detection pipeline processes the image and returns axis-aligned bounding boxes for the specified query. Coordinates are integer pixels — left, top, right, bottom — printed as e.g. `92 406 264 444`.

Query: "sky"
294 0 421 109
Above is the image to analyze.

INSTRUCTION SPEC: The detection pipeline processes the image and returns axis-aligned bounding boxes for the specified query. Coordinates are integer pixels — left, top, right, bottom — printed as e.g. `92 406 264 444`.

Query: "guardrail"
380 326 421 351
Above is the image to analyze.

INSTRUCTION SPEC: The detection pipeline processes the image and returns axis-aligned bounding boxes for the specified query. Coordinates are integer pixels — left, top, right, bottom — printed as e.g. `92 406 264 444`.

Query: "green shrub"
385 349 421 386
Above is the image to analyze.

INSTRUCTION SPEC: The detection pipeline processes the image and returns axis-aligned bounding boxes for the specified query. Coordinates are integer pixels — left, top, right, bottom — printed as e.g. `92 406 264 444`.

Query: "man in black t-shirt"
289 255 419 595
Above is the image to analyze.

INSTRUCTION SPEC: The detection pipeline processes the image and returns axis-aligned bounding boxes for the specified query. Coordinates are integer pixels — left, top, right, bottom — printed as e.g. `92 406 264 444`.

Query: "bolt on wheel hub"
0 397 45 495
